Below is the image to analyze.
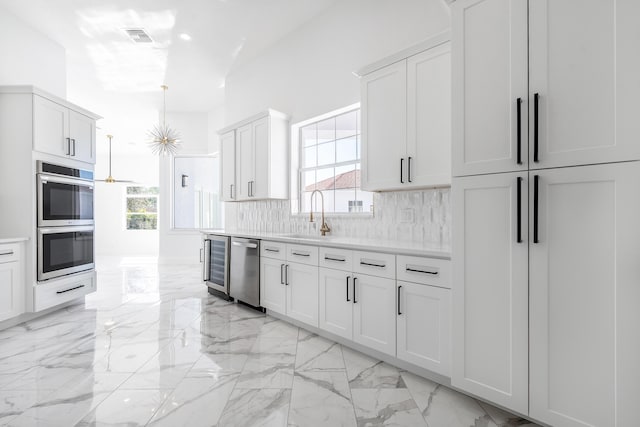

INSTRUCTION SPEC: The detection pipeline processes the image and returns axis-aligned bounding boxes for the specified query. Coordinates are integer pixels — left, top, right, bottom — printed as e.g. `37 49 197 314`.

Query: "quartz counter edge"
199 229 450 260
0 237 29 244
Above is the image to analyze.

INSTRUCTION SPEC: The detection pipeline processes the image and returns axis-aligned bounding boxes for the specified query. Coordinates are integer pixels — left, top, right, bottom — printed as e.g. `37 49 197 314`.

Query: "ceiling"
0 0 338 152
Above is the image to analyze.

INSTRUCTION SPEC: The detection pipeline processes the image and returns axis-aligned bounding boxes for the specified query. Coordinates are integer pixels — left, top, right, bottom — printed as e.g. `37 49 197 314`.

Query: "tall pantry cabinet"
451 1 640 426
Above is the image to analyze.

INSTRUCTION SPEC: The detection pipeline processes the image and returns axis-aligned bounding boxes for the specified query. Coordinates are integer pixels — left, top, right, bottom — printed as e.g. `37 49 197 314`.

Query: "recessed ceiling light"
179 33 191 41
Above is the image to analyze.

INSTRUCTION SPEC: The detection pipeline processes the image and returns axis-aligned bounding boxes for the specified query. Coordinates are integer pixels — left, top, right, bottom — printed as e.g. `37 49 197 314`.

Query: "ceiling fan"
95 134 136 183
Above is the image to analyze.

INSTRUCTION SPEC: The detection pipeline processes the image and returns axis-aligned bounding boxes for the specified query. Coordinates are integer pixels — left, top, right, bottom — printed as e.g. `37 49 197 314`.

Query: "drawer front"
34 273 95 312
318 247 353 272
353 250 396 279
261 241 286 260
397 255 451 289
286 244 319 266
0 243 21 264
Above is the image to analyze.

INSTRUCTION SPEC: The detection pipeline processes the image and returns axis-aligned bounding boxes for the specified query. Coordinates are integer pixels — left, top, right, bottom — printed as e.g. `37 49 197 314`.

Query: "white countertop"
0 237 28 244
200 229 450 259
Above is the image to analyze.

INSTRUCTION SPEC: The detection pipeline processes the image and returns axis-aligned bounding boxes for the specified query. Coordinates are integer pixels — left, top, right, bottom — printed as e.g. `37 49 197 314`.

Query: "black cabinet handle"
397 285 402 315
517 176 522 243
56 284 85 294
516 98 522 165
353 277 357 303
292 252 310 257
360 261 385 268
71 139 76 156
66 137 71 155
285 264 289 285
400 158 404 184
324 256 345 262
534 93 539 163
534 175 539 243
280 264 284 284
407 157 412 182
346 276 351 302
265 248 280 253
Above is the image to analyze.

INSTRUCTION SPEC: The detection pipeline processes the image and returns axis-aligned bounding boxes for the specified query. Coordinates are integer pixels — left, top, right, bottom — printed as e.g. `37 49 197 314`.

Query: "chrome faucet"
309 189 331 236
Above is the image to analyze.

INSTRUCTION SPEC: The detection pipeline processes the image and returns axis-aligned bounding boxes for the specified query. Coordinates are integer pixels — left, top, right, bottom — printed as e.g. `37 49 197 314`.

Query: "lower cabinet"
397 281 450 376
0 243 24 322
352 274 396 356
318 268 353 340
260 257 286 315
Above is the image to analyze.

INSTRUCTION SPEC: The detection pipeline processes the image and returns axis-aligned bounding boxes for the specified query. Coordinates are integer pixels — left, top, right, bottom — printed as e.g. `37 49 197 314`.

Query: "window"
126 186 159 230
298 106 373 214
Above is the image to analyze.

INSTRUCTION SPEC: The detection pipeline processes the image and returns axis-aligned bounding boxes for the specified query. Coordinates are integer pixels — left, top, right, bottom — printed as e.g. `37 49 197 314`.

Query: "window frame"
124 186 159 231
291 103 373 217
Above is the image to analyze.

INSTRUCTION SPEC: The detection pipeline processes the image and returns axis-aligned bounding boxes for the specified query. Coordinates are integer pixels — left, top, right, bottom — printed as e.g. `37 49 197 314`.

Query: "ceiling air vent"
123 28 153 43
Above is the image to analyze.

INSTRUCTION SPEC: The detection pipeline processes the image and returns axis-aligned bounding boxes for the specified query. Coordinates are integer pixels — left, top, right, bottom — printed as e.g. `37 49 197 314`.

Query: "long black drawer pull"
516 98 522 165
346 276 351 302
397 285 402 315
324 256 345 262
534 93 539 163
265 248 280 253
405 267 438 275
292 252 310 257
360 261 385 268
534 175 539 243
517 176 523 243
0 250 14 256
353 277 358 303
56 285 85 294
400 158 404 184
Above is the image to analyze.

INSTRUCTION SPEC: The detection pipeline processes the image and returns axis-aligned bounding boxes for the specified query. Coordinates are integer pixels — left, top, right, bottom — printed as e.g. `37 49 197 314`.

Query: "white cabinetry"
34 95 97 164
318 267 352 340
285 262 318 327
352 273 396 356
360 34 451 191
219 110 289 201
260 257 286 315
0 242 24 322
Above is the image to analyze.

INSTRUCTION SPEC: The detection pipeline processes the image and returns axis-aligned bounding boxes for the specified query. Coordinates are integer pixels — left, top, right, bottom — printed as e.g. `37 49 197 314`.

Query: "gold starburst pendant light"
148 85 181 155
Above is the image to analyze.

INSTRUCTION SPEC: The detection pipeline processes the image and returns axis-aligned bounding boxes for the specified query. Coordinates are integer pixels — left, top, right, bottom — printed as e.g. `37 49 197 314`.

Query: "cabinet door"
286 262 319 327
406 43 451 187
529 0 640 169
0 261 23 322
260 258 286 315
361 60 407 191
452 0 528 176
352 274 396 356
529 162 640 427
318 268 352 340
68 111 95 163
451 172 528 414
397 281 450 376
236 123 253 200
33 95 70 158
220 130 236 201
252 116 269 199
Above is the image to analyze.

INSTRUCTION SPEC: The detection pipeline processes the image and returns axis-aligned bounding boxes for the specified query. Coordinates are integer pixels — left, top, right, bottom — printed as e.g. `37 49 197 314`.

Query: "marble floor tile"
351 389 427 427
75 389 170 426
288 370 356 427
235 353 295 389
258 318 300 339
187 353 249 376
217 388 291 427
0 389 56 425
342 347 406 389
295 330 345 372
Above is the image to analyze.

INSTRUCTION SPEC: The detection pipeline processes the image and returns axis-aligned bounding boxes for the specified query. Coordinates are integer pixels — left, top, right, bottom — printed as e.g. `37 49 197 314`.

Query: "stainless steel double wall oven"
37 161 95 281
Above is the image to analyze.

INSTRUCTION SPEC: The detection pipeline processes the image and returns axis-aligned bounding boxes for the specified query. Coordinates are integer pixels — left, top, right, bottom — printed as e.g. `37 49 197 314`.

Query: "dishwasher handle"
232 241 258 249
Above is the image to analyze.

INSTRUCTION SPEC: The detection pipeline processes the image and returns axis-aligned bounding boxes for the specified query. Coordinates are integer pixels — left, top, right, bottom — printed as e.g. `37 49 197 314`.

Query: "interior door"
451 171 528 415
352 274 396 356
220 130 236 201
236 123 253 200
529 0 640 169
318 267 353 340
68 110 95 163
452 0 528 176
529 162 640 427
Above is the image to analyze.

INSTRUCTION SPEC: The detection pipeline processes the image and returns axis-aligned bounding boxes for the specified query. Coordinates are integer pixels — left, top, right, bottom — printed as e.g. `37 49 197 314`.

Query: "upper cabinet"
33 94 98 164
360 33 451 192
453 0 640 177
218 110 289 202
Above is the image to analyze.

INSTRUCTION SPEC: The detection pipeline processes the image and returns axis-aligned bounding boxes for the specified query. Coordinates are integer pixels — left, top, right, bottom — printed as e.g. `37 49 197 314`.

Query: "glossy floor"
0 258 539 426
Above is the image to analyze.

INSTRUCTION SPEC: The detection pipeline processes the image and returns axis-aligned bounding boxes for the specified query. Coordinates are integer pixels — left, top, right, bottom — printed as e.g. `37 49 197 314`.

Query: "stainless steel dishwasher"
230 237 261 308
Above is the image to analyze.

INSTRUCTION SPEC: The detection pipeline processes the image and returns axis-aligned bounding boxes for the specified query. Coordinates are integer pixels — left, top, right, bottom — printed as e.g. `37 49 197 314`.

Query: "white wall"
224 0 450 124
0 6 66 97
158 111 212 264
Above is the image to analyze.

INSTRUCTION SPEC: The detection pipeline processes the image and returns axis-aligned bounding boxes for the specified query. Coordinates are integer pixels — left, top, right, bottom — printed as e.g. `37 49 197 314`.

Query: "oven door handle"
38 226 95 234
38 173 94 187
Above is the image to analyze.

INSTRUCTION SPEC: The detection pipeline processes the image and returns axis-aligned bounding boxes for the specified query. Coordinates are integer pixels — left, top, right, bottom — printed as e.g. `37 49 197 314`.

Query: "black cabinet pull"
517 176 522 243
400 158 404 184
516 98 522 165
360 261 385 268
265 248 280 253
346 276 351 302
66 137 71 155
71 139 76 156
285 264 289 285
397 285 402 315
407 157 412 182
353 277 357 303
534 93 539 163
56 284 85 294
292 252 310 257
280 264 284 284
324 256 345 262
534 175 539 243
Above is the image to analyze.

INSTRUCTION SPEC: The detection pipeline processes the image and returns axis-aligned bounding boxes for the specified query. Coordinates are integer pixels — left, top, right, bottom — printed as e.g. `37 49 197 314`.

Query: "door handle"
400 158 404 184
407 157 412 183
66 137 71 155
285 264 289 285
280 264 284 285
353 277 357 303
397 285 402 315
533 175 539 243
534 93 539 163
517 176 522 243
71 139 76 156
346 275 351 302
516 98 522 165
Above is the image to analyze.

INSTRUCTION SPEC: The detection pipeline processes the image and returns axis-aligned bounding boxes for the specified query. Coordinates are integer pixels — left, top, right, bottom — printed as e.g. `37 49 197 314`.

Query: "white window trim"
290 102 373 218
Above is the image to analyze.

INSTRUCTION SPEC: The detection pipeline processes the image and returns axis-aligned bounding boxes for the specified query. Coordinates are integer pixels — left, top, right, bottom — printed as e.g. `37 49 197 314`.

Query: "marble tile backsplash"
227 188 451 247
